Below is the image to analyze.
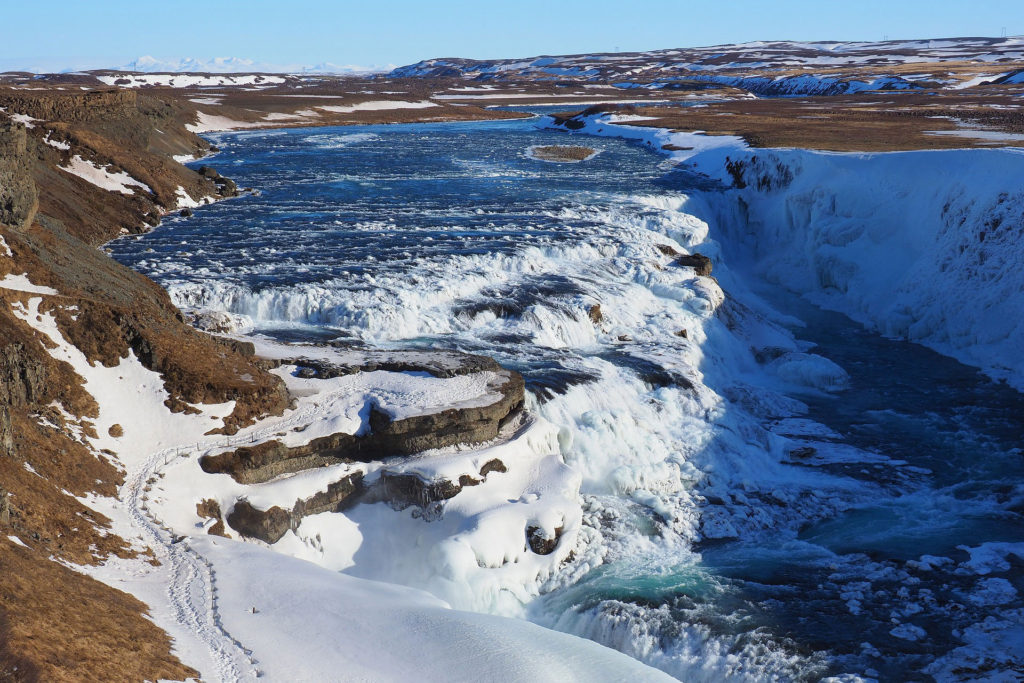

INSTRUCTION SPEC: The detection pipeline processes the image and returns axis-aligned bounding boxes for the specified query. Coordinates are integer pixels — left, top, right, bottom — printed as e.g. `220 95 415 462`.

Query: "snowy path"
121 389 327 680
124 445 259 681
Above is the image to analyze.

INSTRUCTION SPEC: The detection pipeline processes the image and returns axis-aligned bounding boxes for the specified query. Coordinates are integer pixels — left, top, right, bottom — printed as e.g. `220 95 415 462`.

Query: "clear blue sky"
3 0 1022 71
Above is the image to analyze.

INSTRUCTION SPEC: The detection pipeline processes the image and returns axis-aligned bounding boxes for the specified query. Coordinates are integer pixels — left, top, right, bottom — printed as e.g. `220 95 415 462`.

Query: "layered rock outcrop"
202 367 524 484
0 116 38 230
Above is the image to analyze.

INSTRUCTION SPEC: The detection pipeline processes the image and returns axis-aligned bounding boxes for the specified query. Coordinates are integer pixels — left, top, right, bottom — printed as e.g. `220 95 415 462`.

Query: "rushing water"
111 116 1024 681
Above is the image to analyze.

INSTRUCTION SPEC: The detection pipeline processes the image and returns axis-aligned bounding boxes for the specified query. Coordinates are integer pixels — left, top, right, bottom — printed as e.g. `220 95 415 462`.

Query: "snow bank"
59 155 151 195
0 274 58 295
186 111 267 133
317 100 437 113
192 536 675 682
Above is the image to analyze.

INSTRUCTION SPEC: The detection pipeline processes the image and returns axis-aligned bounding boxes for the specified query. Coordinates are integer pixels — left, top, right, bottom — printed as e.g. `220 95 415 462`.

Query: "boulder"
526 524 563 555
588 304 603 324
675 253 713 277
226 500 292 544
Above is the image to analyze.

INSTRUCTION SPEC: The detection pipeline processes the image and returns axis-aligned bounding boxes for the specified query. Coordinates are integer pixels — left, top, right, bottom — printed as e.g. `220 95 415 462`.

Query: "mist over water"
111 117 1024 681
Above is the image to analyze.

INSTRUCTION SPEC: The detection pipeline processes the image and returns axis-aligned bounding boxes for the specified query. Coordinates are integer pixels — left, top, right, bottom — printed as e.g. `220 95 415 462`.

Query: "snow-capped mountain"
120 55 387 74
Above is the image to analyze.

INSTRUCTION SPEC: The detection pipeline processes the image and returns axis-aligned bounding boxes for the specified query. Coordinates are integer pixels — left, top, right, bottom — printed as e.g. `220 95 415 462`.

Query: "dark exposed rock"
196 498 228 537
225 472 364 543
202 369 524 484
1 407 13 458
226 500 292 544
527 524 563 555
479 458 507 476
675 252 713 277
375 472 462 510
0 116 38 230
0 344 48 408
292 473 363 518
218 338 255 358
365 458 507 512
675 329 689 339
0 487 9 526
290 349 503 380
179 207 193 217
195 498 221 519
197 166 238 197
789 446 817 459
588 304 603 324
655 244 680 256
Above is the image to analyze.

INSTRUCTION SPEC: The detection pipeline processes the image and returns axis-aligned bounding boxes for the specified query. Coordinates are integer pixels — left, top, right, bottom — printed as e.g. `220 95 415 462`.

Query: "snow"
925 128 1024 143
316 100 437 113
97 73 286 88
0 235 11 257
692 146 1024 390
42 132 70 150
949 73 1004 89
59 155 151 195
0 273 58 295
4 111 39 128
191 536 675 682
186 111 267 133
174 185 202 209
6 536 28 547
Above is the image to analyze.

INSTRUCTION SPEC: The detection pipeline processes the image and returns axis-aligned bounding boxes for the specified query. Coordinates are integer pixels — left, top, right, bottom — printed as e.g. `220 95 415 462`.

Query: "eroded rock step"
200 350 525 484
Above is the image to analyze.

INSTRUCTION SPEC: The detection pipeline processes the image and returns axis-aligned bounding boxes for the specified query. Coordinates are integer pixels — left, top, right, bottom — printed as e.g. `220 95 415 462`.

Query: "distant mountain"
390 35 1024 82
118 56 388 74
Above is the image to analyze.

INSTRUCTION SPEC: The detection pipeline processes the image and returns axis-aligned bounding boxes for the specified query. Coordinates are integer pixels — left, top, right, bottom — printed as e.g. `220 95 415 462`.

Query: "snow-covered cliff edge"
551 113 1024 389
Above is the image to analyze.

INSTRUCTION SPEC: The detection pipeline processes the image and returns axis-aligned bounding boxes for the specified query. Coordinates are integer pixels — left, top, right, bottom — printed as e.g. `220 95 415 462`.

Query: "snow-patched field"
59 155 151 195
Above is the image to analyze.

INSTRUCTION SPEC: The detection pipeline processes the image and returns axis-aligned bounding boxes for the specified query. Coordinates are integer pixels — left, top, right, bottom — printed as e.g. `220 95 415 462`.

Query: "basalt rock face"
0 407 13 458
0 343 47 408
0 116 38 231
202 369 524 484
226 472 364 544
369 457 508 511
228 455 514 543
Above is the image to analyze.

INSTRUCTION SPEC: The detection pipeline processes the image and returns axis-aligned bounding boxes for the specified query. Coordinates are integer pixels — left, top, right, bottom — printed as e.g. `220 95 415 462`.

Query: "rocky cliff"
0 87 288 681
0 116 37 230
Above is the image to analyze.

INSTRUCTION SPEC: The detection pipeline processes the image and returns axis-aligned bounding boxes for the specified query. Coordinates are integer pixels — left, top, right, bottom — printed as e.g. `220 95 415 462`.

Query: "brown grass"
579 92 1024 152
0 542 196 682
